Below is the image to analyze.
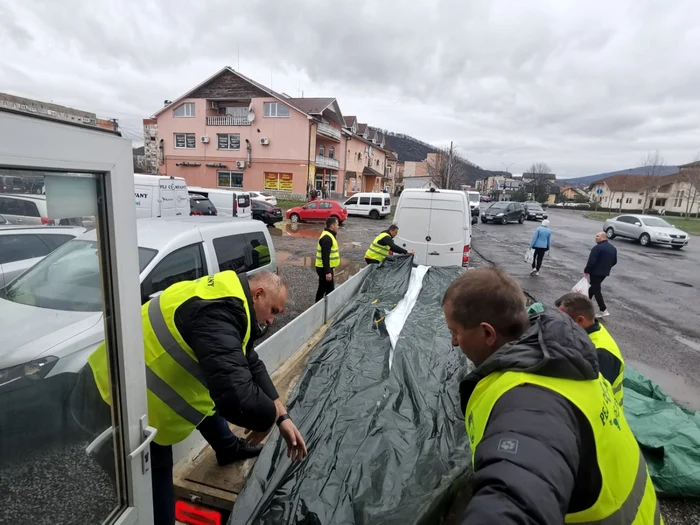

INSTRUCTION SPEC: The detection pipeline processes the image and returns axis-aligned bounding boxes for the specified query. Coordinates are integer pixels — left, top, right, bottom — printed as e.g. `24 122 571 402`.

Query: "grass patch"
584 212 700 234
275 199 306 211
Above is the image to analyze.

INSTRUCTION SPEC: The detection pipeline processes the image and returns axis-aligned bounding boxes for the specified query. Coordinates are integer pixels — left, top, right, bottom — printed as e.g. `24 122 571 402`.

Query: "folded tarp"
230 257 472 524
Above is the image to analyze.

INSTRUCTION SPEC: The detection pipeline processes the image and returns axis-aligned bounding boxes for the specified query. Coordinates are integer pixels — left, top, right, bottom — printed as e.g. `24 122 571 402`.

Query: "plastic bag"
524 249 534 264
572 277 589 295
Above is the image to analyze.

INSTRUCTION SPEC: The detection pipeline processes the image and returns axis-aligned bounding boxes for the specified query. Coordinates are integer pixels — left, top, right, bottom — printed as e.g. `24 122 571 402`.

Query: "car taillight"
191 211 203 215
212 209 217 215
462 245 470 267
41 217 54 225
175 501 221 525
233 198 238 216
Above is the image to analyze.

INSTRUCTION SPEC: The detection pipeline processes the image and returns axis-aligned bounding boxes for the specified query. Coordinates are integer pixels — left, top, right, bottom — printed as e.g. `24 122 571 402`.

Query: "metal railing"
316 122 341 141
315 155 340 170
206 116 251 126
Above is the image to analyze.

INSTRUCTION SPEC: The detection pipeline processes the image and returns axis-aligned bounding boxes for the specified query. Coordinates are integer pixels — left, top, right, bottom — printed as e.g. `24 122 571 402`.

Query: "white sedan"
249 191 278 206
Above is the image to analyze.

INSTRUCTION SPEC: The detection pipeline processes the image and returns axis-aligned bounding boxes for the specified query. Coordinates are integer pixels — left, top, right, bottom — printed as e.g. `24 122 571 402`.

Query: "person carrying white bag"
529 220 551 276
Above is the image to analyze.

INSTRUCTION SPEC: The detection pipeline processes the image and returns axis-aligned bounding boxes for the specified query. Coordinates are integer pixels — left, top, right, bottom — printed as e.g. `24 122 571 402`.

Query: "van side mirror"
635 222 641 226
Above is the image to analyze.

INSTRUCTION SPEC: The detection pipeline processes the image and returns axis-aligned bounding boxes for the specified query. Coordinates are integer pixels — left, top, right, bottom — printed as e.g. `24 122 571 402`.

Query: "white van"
188 186 252 219
393 188 471 267
133 174 189 219
343 192 391 219
466 191 481 223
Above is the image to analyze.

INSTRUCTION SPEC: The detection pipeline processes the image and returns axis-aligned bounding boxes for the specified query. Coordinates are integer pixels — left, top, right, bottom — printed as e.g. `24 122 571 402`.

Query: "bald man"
584 232 617 318
71 270 306 525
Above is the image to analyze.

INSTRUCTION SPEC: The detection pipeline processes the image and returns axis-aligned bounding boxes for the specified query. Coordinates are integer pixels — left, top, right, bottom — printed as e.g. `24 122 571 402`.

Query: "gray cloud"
2 0 700 177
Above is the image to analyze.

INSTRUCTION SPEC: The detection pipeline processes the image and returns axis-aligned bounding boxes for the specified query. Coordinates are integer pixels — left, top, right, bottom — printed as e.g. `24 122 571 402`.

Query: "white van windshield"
2 240 157 312
468 193 480 203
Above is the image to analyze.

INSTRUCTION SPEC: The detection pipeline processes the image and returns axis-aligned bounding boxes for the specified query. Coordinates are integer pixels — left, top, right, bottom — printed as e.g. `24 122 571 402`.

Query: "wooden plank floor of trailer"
172 324 328 513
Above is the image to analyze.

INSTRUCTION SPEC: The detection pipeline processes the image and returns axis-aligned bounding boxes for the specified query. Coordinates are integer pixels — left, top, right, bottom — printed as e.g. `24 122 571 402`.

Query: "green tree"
511 188 529 202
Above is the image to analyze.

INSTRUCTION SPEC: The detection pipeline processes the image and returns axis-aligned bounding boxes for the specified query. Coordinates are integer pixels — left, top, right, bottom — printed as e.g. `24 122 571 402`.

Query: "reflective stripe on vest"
364 232 391 262
465 371 661 524
87 271 252 446
253 245 271 266
589 323 625 406
315 230 340 268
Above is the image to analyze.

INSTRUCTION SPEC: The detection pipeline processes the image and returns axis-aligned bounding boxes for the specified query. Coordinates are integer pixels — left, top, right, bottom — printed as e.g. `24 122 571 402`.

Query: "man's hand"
408 250 415 255
244 428 272 446
279 419 308 461
325 272 332 282
584 273 590 279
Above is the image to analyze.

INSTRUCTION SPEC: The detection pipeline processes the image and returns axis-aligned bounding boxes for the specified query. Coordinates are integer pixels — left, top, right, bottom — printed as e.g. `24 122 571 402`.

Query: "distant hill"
563 165 679 187
384 132 507 185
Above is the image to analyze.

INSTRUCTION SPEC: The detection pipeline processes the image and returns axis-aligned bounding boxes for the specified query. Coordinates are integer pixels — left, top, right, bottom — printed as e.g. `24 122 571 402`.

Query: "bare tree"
639 150 665 212
525 162 553 202
426 146 471 190
681 154 700 217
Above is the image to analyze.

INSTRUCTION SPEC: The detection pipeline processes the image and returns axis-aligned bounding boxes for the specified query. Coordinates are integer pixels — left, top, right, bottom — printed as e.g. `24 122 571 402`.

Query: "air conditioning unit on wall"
236 160 246 169
260 137 270 145
201 136 210 144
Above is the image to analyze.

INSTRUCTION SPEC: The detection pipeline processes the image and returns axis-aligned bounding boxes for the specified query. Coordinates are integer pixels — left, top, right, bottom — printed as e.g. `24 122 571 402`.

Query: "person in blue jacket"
529 219 551 276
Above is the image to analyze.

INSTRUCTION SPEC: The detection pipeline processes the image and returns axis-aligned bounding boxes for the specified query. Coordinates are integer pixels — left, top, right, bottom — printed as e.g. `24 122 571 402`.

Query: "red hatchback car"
286 199 348 224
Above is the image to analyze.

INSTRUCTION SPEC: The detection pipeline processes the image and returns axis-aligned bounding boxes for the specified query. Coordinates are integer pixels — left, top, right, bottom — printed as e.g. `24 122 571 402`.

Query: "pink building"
150 67 346 196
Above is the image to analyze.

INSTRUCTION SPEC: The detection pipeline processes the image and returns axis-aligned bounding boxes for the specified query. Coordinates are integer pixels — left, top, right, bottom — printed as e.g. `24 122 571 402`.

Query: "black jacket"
318 228 337 273
587 321 622 385
584 240 617 277
174 273 279 430
459 309 603 524
377 230 407 255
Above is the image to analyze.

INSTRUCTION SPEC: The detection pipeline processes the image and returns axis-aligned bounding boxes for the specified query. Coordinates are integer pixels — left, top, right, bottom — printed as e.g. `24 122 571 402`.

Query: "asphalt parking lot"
2 210 699 524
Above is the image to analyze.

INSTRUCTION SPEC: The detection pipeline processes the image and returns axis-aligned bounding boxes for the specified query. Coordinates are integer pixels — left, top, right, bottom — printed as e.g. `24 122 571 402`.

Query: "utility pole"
501 161 515 175
446 141 454 189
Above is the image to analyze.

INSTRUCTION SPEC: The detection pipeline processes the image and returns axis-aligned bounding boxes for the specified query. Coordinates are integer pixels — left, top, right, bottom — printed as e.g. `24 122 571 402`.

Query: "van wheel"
501 216 508 225
369 210 380 220
289 213 300 223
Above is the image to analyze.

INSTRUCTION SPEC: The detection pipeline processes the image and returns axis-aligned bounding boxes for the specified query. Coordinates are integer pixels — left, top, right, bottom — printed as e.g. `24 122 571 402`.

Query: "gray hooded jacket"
459 308 603 525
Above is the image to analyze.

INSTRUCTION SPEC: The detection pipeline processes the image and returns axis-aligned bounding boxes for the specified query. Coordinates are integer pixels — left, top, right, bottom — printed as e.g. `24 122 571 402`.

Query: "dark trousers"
589 275 607 311
365 258 380 265
70 366 243 525
315 267 335 302
532 248 546 271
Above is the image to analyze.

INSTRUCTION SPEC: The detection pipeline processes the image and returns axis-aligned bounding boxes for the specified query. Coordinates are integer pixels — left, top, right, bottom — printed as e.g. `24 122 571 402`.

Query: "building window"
328 146 335 159
674 198 683 208
218 171 244 188
616 198 621 203
655 198 667 207
263 102 290 118
625 198 632 204
173 102 195 118
217 134 241 150
638 199 642 204
319 145 325 157
174 133 196 149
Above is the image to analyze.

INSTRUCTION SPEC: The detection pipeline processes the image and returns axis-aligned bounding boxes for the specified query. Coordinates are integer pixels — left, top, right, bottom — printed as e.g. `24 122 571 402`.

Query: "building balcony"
315 155 339 170
316 122 342 141
206 116 251 126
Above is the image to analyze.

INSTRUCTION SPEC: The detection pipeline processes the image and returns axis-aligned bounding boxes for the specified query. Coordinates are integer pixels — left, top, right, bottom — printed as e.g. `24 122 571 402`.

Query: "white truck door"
134 184 153 219
158 179 176 217
426 195 467 267
174 180 190 217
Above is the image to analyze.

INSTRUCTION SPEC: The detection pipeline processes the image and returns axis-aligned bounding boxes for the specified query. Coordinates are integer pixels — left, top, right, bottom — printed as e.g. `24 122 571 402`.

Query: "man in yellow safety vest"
70 270 306 525
442 267 661 524
315 216 340 302
364 224 414 265
556 292 625 405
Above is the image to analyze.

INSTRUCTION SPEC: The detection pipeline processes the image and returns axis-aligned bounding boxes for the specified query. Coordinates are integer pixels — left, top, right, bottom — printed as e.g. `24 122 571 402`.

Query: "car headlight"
0 356 58 389
496 212 504 217
657 232 669 237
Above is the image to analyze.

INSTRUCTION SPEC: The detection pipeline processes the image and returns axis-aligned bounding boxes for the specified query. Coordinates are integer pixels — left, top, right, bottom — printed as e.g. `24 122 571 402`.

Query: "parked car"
342 192 391 220
0 175 25 193
188 187 252 219
189 193 218 216
0 194 55 225
0 226 86 288
0 217 277 435
524 201 548 221
603 214 689 249
286 200 348 224
249 191 278 207
394 188 472 267
252 199 283 226
481 201 525 224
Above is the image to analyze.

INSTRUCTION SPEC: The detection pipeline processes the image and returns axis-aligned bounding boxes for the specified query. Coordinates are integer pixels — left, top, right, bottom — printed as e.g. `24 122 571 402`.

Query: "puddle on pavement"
268 225 283 237
284 222 323 239
628 359 700 411
276 250 366 284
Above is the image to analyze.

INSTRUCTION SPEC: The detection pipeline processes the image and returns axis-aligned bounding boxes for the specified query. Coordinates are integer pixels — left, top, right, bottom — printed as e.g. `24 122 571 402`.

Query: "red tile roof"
596 173 680 192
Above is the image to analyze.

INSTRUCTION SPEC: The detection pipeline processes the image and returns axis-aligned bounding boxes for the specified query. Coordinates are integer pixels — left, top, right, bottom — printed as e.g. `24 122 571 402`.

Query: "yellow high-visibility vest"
365 232 391 262
315 230 340 269
466 371 661 524
253 244 271 266
87 271 251 446
589 322 625 405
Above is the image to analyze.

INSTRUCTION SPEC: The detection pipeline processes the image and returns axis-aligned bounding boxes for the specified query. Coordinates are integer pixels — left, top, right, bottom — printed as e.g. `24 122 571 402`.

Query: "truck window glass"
141 244 205 302
359 197 370 205
0 234 50 264
213 234 248 273
370 197 382 206
245 232 270 270
345 197 358 205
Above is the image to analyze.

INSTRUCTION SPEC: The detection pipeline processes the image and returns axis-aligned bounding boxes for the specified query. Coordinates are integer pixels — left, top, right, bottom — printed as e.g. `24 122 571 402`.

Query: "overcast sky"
2 0 700 178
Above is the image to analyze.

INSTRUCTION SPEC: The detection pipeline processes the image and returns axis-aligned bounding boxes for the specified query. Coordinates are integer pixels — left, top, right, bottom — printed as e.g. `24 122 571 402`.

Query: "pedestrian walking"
529 219 551 276
364 224 414 265
442 268 661 524
555 292 626 405
584 232 617 317
315 216 340 302
71 271 306 525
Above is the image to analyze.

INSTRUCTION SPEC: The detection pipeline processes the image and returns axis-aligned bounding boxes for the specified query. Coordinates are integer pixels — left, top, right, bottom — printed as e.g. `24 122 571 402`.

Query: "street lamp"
502 161 515 174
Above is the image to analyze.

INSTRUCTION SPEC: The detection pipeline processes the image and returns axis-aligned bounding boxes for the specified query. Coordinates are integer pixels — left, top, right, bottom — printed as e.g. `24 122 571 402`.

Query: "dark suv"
481 201 525 224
